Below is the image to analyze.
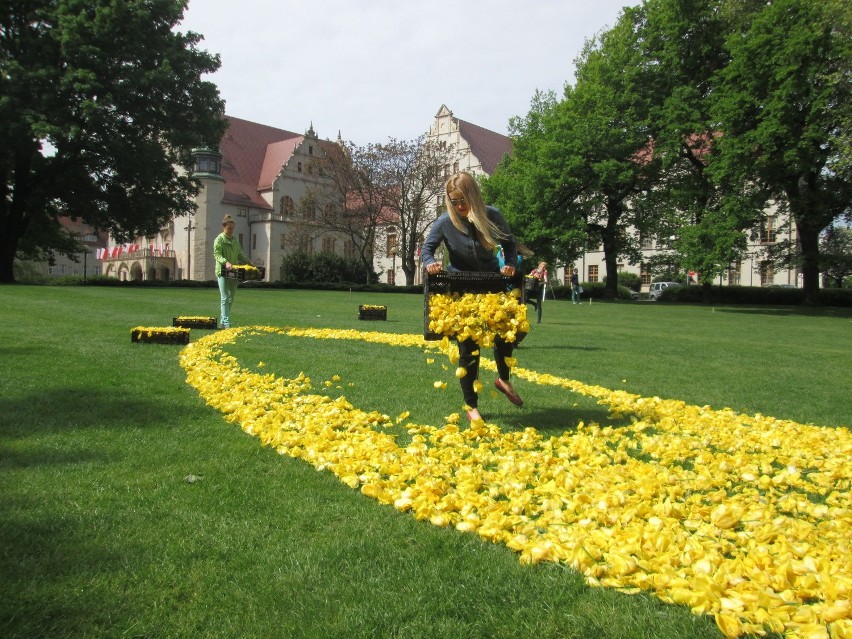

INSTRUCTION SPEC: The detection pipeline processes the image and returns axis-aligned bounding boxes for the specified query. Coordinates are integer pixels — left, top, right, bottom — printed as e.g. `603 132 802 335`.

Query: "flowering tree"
310 136 449 285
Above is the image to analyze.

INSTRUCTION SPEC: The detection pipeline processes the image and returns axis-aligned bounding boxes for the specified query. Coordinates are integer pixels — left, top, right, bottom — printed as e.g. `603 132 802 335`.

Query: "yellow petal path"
179 326 852 639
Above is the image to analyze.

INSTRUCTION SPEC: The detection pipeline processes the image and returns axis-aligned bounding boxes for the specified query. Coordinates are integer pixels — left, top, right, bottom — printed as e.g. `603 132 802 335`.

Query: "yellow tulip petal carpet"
180 326 852 639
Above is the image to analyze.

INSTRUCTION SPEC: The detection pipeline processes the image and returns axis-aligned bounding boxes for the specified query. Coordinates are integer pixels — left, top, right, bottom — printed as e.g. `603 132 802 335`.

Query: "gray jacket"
421 206 517 273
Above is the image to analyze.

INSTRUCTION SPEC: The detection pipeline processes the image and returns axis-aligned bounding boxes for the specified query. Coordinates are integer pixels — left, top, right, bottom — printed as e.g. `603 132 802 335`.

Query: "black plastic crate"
224 265 266 281
523 275 542 293
423 271 525 340
172 317 217 329
358 305 387 320
131 328 190 345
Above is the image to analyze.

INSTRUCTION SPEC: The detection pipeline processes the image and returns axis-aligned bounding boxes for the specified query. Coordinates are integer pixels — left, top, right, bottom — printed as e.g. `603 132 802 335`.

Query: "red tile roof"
258 138 302 190
457 119 513 175
219 116 302 209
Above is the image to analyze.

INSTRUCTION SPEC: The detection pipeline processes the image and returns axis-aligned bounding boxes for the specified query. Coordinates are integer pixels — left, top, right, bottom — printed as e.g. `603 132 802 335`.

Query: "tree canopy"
709 0 852 303
485 0 851 303
1 0 226 282
486 7 659 299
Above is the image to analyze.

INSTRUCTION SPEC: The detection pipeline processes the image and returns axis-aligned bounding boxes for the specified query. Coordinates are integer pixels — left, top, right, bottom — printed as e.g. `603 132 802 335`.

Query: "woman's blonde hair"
445 172 507 251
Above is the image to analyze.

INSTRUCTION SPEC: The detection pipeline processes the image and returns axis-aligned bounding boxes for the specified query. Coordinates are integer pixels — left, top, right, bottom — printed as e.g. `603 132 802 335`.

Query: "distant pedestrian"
571 269 581 304
529 261 548 281
214 215 251 328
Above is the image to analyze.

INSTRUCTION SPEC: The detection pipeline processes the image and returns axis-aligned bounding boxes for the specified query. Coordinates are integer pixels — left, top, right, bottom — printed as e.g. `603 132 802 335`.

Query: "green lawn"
1 285 849 639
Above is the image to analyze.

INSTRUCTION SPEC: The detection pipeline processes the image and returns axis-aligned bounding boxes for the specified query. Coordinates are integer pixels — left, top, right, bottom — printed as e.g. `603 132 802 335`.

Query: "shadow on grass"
0 511 132 634
0 345 42 357
0 386 189 438
0 446 106 469
516 343 604 352
484 406 632 433
714 306 852 318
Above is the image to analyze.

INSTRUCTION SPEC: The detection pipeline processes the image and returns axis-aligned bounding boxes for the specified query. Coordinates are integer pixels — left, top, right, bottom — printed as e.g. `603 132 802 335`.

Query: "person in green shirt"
213 215 250 328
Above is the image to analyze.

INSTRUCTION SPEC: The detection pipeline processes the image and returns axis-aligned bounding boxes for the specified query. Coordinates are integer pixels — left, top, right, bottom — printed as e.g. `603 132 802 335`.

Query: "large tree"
484 90 585 267
635 0 761 291
709 0 852 303
1 0 226 283
487 8 659 298
307 140 386 283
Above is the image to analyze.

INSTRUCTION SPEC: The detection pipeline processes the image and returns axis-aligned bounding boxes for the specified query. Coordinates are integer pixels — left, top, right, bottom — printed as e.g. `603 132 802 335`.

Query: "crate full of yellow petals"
423 271 527 342
358 304 387 320
224 264 265 281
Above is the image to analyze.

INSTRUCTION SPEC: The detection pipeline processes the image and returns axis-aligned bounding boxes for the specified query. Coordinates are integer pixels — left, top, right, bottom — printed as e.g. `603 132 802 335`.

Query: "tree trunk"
601 202 622 299
796 220 821 305
402 255 415 287
0 230 19 283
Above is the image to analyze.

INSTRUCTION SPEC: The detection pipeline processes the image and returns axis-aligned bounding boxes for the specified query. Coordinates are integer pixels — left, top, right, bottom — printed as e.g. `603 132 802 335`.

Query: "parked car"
648 281 681 301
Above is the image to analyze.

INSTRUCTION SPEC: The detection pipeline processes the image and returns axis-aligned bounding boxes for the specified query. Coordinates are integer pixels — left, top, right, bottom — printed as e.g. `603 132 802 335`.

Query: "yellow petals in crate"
427 289 530 347
225 264 265 281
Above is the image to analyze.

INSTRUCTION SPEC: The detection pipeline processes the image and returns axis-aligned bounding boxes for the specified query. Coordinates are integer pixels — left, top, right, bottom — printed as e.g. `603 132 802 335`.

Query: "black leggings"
457 337 514 409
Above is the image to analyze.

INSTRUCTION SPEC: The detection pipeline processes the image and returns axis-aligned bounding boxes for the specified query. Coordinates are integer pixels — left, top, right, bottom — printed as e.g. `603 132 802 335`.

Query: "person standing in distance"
571 268 581 304
421 172 524 423
213 214 250 328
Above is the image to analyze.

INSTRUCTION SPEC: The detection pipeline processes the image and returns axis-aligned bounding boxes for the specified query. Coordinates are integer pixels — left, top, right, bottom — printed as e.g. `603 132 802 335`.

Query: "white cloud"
180 0 631 144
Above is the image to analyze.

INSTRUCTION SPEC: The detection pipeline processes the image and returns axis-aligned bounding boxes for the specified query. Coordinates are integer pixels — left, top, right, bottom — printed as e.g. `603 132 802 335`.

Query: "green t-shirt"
213 232 249 277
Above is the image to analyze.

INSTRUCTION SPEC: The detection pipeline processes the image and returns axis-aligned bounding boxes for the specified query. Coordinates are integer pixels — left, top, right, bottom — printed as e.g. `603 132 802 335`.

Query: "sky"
178 0 634 146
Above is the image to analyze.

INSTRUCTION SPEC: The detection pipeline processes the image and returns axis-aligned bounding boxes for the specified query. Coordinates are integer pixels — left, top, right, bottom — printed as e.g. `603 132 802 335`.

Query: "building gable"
219 116 302 209
429 105 512 177
457 119 512 175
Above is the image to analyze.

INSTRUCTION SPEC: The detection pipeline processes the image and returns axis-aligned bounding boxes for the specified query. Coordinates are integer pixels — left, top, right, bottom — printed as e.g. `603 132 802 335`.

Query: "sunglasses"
449 197 467 206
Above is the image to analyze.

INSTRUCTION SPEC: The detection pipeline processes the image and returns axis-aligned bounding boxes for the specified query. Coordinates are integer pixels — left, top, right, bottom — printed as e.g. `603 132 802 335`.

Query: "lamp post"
390 246 398 286
81 234 96 282
184 218 195 280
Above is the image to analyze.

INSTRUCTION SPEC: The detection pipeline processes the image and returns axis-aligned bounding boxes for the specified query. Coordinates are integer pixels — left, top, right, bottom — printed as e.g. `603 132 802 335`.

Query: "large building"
20 217 107 280
428 104 513 178
98 107 515 285
93 108 801 289
100 117 351 282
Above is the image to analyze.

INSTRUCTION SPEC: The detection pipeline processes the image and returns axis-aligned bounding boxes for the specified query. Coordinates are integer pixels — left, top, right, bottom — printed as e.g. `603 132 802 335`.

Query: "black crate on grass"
131 328 190 345
224 265 266 281
523 275 542 294
172 317 217 329
358 305 387 320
